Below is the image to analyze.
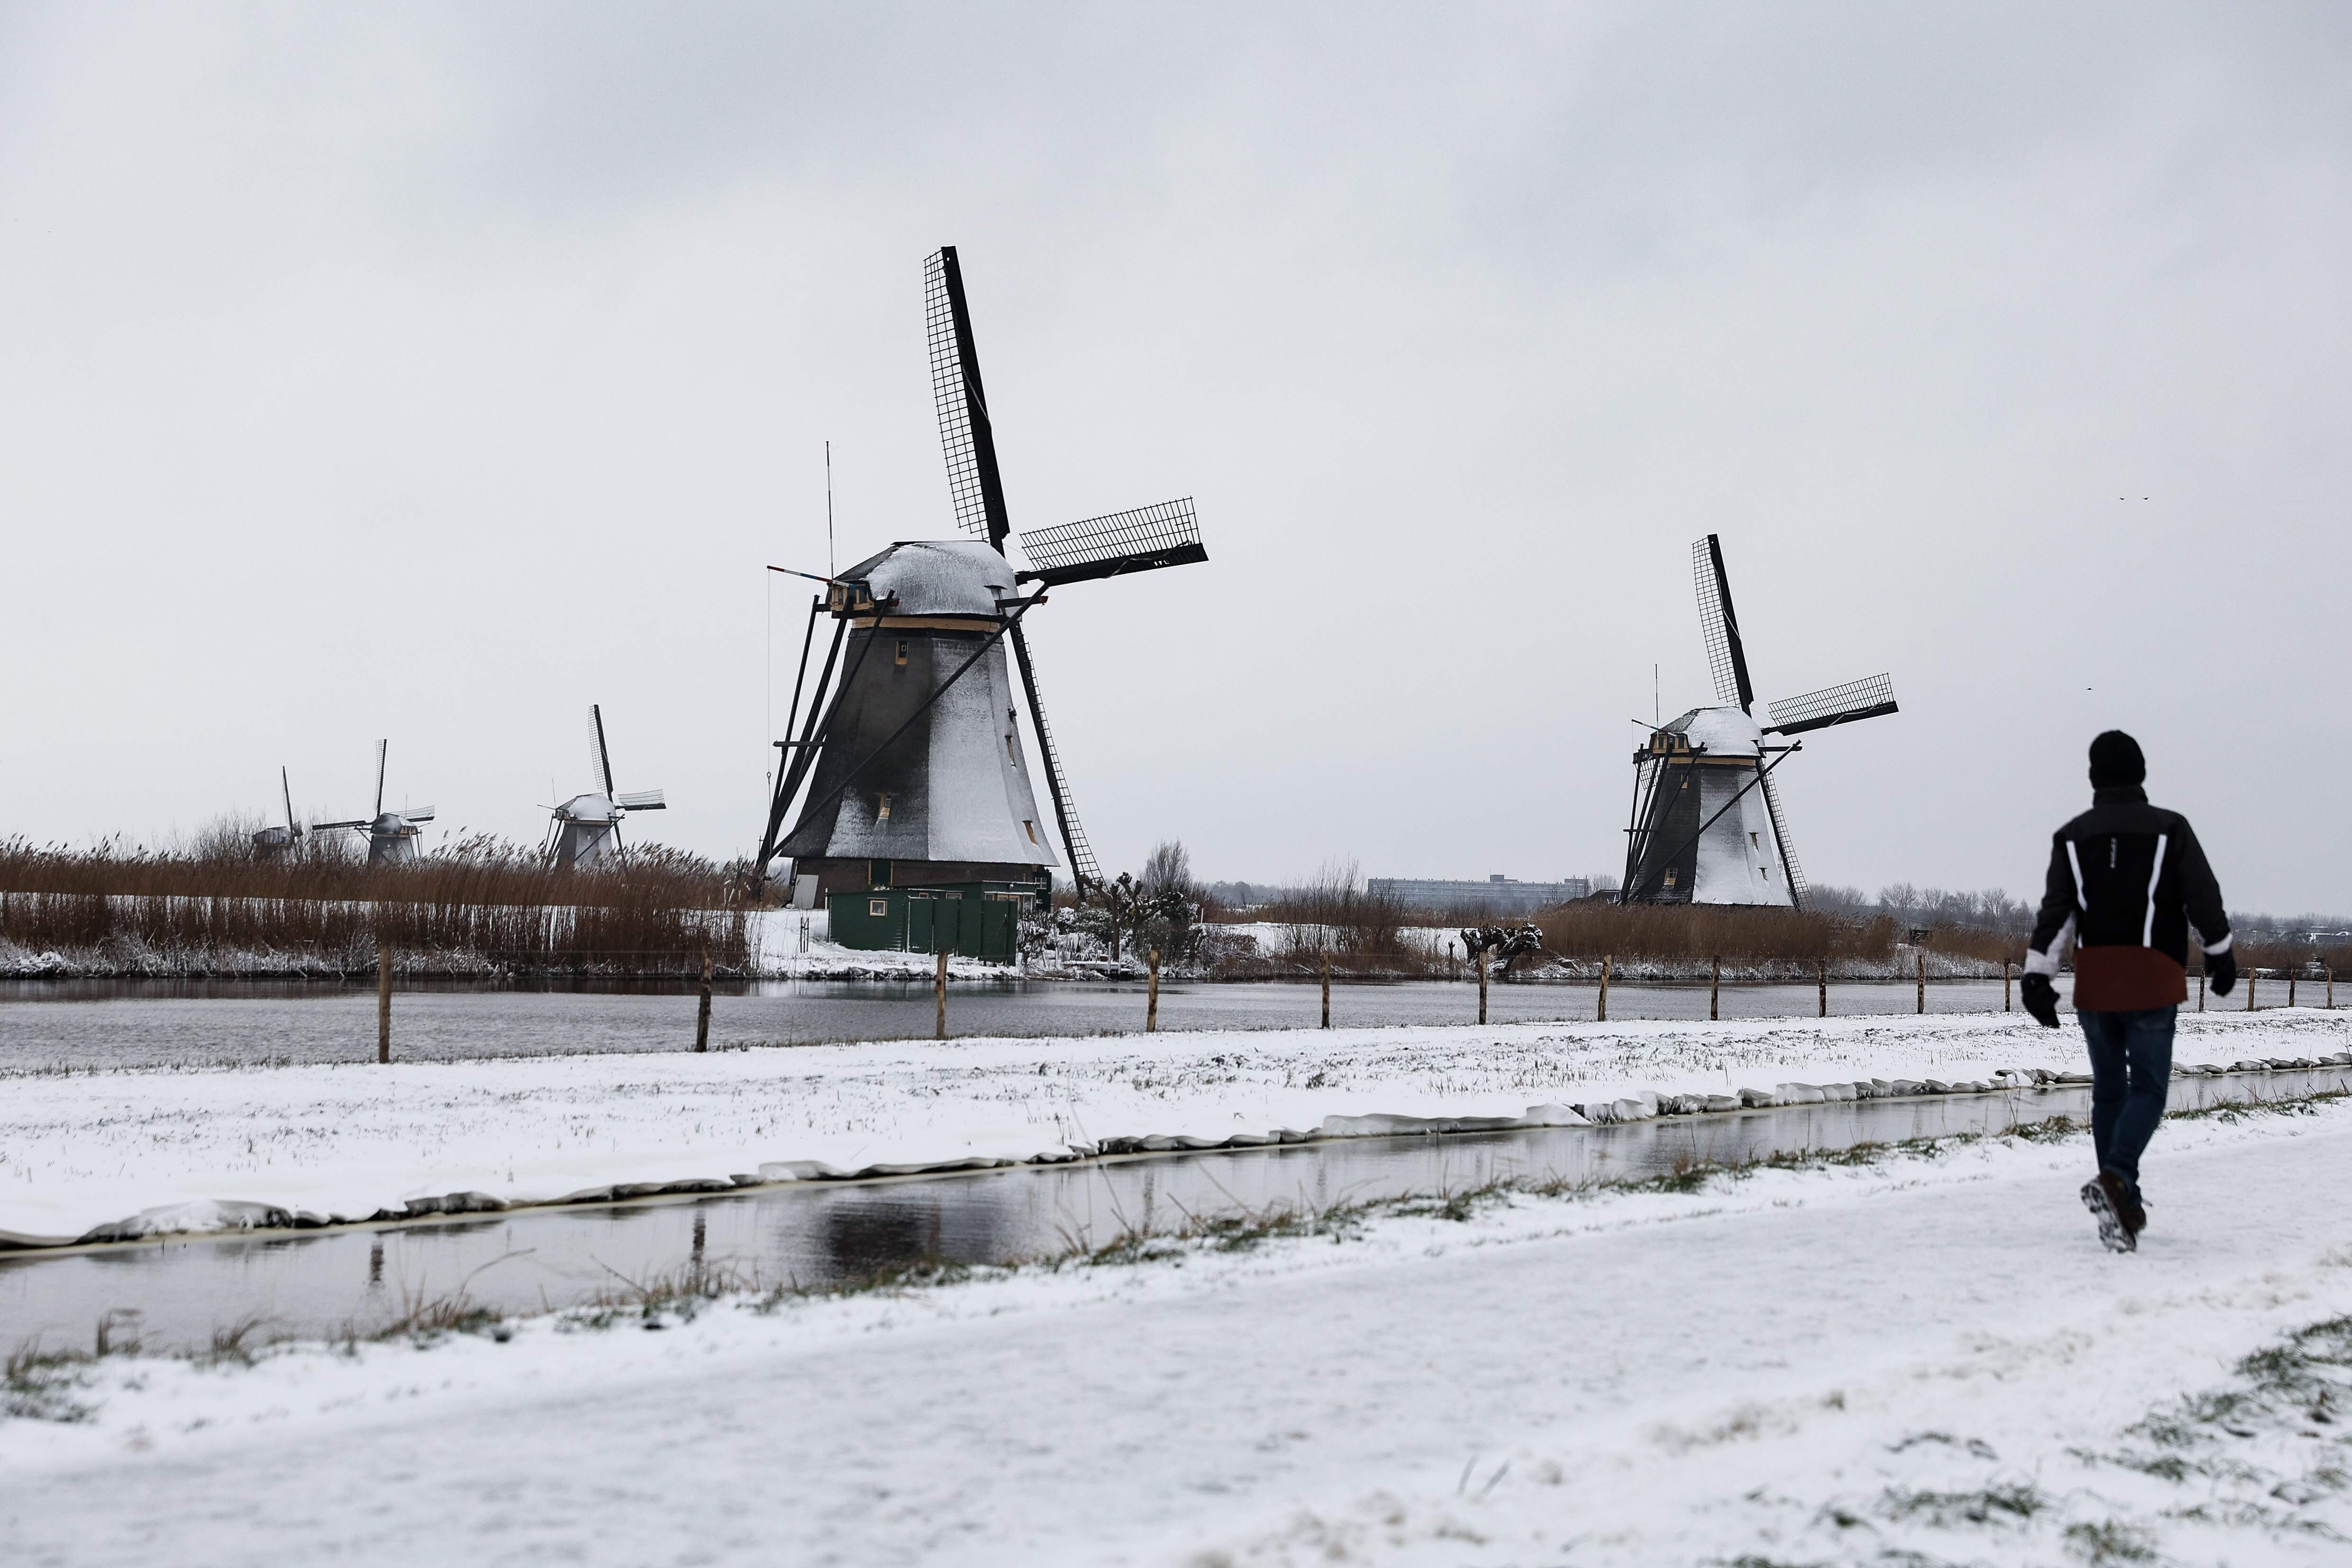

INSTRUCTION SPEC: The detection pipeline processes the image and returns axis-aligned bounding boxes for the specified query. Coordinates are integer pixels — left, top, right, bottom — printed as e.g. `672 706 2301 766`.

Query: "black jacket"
2024 786 2230 1011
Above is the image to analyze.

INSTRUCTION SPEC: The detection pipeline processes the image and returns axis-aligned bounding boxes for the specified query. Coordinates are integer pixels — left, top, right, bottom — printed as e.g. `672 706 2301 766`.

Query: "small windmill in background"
1620 535 1898 909
250 767 304 859
314 741 436 866
544 705 666 871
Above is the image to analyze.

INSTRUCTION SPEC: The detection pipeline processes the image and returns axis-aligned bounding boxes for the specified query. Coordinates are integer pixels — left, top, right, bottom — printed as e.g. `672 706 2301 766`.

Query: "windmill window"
1750 832 1759 847
1024 819 1038 844
869 898 888 917
894 639 909 667
1006 735 1017 761
1663 869 1678 888
876 792 893 821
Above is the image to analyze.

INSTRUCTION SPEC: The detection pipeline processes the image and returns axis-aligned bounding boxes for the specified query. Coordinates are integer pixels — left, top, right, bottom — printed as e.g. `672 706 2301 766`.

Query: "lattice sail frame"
1018 498 1202 583
1759 771 1808 909
1692 538 1745 709
925 249 997 543
1765 672 1898 736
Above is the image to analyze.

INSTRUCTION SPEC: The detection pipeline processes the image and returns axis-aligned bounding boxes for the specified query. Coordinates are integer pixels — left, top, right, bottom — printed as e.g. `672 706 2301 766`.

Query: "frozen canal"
0 975 2033 1069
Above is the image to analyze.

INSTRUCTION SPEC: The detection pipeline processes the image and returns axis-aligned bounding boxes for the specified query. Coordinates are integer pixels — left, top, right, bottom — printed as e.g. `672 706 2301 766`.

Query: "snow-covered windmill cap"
1665 705 1766 757
838 540 1019 618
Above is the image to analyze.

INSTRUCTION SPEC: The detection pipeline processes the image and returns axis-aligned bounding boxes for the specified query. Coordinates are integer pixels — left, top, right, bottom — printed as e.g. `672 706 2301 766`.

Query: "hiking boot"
2081 1171 2136 1254
2114 1180 2147 1238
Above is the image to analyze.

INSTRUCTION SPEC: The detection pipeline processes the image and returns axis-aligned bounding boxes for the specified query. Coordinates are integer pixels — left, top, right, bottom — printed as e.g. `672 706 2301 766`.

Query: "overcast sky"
3 3 2347 911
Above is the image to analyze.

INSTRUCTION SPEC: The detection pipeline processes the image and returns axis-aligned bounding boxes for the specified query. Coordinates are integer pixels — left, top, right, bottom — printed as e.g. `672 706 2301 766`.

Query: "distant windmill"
1620 536 1898 909
314 740 436 866
250 767 304 858
752 244 1207 903
544 705 666 870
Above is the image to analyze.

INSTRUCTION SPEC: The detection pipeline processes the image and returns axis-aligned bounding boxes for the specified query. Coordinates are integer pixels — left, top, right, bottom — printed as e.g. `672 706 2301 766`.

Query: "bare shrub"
1259 860 1415 974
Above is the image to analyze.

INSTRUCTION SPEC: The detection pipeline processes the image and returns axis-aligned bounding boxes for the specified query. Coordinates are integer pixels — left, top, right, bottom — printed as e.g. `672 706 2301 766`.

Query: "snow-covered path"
7 1102 2350 1564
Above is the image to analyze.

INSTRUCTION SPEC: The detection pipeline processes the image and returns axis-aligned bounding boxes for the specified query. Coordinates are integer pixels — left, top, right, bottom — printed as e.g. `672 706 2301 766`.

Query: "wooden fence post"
1818 957 1827 1019
2246 969 2256 1012
695 948 713 1053
935 947 948 1039
1915 950 1925 1015
2289 971 2298 1008
2197 964 2205 1012
1147 948 1160 1033
1598 953 1611 1023
376 936 393 1064
2003 960 2012 1013
1709 955 1720 1022
1476 949 1487 1025
2329 965 2335 1010
1321 953 1332 1030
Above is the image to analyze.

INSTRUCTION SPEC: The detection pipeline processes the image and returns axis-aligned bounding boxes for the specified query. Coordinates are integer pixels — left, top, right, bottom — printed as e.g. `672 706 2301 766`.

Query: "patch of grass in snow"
568 1252 773 1329
2061 1519 2158 1563
2069 1313 2352 1541
1878 1480 2047 1526
3 1340 97 1423
2177 1086 2350 1125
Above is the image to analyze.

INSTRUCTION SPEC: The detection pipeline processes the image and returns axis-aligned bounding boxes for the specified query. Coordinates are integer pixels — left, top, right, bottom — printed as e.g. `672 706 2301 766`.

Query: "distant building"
1367 874 1593 915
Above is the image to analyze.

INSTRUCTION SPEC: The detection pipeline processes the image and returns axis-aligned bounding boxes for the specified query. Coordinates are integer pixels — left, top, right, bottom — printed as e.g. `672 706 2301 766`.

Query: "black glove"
2207 948 2237 997
2020 972 2061 1028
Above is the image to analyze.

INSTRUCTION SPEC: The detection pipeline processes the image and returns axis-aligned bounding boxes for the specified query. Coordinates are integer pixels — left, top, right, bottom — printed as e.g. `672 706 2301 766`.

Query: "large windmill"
752 245 1207 904
250 766 304 858
1620 536 1897 909
544 705 667 870
314 741 436 867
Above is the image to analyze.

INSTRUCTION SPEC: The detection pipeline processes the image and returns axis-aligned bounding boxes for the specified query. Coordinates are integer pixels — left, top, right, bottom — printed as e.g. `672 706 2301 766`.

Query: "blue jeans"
2079 1007 2176 1197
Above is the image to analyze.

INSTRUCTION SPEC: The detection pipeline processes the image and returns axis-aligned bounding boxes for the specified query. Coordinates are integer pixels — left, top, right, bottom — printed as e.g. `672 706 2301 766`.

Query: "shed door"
908 893 934 954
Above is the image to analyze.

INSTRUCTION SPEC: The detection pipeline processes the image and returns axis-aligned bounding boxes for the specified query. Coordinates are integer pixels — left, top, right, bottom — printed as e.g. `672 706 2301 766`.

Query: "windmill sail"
1018 499 1205 587
925 246 1012 550
591 705 617 796
1758 771 1808 909
1692 536 1754 712
1764 673 1899 735
1008 620 1102 894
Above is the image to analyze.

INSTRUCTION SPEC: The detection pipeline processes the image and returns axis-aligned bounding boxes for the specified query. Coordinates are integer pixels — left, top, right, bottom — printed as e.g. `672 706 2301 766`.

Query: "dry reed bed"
0 837 746 977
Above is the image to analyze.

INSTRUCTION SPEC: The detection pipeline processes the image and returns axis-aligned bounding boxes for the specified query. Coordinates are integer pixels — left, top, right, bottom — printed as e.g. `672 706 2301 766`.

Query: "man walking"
2020 731 2234 1252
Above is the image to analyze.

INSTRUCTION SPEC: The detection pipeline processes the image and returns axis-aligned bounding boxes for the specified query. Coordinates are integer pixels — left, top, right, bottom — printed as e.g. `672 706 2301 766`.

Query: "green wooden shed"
826 881 1029 962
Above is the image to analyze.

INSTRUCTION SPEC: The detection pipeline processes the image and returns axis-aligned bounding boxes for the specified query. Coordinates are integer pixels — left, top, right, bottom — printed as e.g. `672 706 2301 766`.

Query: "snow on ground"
5 1096 2352 1565
4 1008 2348 1243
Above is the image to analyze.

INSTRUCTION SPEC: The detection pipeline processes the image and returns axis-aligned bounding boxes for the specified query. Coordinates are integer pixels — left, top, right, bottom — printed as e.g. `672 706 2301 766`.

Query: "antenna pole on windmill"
1654 663 1659 727
825 439 835 578
375 740 388 818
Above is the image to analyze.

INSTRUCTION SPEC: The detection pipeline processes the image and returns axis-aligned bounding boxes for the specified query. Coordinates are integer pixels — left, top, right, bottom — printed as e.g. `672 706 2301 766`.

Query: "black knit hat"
2088 730 2146 788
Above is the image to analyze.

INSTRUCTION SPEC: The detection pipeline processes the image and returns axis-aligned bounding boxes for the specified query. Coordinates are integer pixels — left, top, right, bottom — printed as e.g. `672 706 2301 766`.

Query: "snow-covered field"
6 1093 2352 1565
5 1009 2349 1243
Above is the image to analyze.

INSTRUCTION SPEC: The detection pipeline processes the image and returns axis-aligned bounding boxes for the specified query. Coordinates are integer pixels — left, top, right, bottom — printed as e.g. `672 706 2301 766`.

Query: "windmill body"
544 706 665 871
1621 537 1898 910
777 542 1056 895
1626 707 1795 906
755 245 1207 904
